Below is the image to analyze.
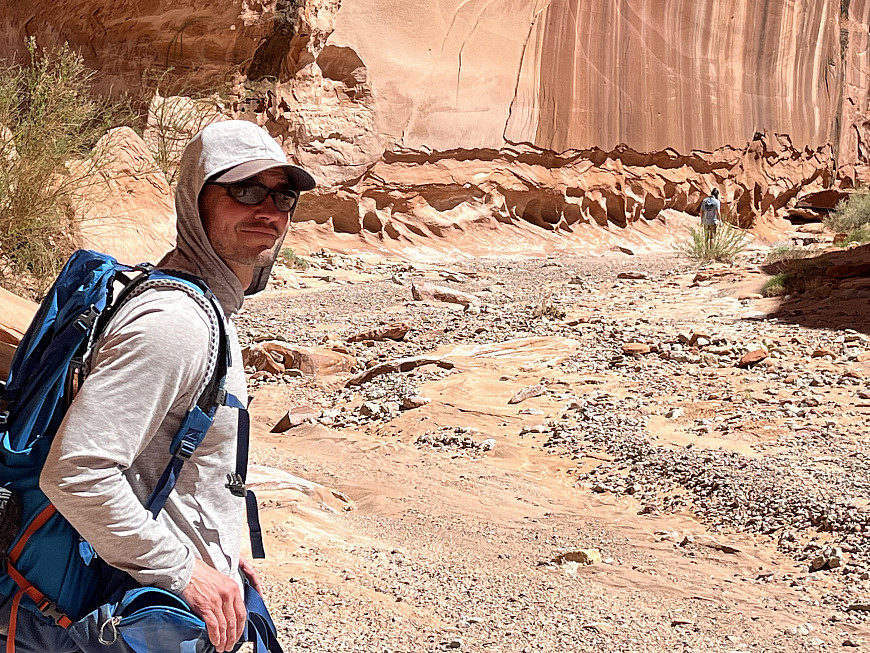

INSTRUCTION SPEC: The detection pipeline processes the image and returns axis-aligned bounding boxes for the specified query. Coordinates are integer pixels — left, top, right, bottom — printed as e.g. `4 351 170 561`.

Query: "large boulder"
243 341 357 377
75 127 176 266
0 287 38 380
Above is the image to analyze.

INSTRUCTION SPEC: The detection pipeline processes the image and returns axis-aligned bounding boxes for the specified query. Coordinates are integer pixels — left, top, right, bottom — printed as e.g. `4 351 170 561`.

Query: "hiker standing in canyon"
0 120 315 652
700 188 721 245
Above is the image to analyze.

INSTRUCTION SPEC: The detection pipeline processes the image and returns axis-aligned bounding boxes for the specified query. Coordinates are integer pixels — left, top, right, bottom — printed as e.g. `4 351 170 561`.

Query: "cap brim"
213 159 316 191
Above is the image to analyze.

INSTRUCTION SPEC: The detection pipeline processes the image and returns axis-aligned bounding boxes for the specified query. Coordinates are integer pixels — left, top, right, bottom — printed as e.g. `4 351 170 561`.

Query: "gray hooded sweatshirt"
40 121 300 593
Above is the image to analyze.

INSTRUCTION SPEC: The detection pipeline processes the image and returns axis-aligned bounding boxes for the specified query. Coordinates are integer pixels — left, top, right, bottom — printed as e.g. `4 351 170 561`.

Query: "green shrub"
0 39 126 298
826 189 870 233
279 247 309 270
678 223 747 263
762 273 788 297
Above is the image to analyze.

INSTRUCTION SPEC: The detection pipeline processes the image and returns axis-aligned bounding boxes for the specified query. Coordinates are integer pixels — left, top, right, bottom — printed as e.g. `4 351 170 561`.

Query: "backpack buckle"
36 598 68 626
73 305 100 332
176 438 197 460
225 473 247 497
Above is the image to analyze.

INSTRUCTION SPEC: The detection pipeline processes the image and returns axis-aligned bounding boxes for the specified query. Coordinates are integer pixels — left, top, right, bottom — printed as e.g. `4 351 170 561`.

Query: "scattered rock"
411 281 480 307
243 341 357 376
271 405 321 433
401 395 431 410
811 348 837 358
348 322 411 342
509 384 546 404
737 349 768 368
810 546 846 571
622 342 651 355
345 356 456 386
553 549 601 565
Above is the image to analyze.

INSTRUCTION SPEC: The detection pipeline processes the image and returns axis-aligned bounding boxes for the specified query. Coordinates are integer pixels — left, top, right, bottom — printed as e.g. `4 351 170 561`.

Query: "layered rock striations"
3 1 870 255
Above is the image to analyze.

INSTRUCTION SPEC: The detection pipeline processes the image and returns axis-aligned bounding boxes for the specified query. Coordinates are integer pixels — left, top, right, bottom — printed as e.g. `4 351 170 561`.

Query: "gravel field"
240 247 870 652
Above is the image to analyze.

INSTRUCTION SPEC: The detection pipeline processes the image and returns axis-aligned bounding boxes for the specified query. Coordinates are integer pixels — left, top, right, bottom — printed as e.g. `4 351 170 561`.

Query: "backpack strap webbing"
224 394 265 559
135 273 266 558
6 587 25 653
4 504 77 628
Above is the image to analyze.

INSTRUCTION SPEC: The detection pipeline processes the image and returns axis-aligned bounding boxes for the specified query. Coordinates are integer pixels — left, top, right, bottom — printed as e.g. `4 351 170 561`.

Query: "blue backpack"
0 249 280 653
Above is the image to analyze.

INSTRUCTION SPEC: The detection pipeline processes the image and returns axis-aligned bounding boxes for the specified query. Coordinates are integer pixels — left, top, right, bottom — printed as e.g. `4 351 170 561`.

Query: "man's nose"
255 194 287 221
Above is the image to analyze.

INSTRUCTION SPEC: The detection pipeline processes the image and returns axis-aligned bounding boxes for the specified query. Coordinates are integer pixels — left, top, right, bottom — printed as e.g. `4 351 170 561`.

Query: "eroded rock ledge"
3 0 870 255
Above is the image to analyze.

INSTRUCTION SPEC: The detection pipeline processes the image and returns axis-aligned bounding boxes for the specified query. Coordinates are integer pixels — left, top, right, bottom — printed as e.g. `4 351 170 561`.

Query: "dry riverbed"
238 246 870 652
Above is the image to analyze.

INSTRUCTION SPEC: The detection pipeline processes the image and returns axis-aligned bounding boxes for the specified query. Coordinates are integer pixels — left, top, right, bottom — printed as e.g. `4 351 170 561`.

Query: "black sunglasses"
211 181 300 213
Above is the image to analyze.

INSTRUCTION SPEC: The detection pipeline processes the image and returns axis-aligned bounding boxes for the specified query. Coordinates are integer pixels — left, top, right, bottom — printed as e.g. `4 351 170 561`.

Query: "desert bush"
826 189 870 234
678 223 747 263
531 292 566 320
0 39 127 298
143 70 232 188
764 245 812 264
279 247 309 270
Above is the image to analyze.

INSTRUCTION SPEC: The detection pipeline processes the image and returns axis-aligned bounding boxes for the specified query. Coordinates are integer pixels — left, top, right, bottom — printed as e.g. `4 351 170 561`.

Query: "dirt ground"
239 243 870 652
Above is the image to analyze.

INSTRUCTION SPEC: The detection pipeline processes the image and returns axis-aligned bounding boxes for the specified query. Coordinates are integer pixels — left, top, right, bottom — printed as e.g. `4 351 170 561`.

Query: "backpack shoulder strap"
129 270 266 558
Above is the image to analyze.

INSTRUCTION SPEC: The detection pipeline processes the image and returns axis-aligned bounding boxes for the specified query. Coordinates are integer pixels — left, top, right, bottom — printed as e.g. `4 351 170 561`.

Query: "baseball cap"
213 158 316 191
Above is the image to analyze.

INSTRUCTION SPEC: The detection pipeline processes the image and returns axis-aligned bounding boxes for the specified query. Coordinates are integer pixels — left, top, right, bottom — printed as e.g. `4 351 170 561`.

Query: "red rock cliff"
2 1 868 254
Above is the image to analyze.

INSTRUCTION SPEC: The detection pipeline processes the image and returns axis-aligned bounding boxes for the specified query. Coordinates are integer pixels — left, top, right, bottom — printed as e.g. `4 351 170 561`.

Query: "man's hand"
182 558 247 652
238 555 263 595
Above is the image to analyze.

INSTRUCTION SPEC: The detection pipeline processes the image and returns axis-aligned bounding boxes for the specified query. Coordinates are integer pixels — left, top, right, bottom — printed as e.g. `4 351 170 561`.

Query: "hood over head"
159 120 316 315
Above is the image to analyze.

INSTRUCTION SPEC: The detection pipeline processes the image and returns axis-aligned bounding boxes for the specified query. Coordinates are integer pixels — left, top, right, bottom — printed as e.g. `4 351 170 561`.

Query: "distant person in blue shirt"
700 188 721 245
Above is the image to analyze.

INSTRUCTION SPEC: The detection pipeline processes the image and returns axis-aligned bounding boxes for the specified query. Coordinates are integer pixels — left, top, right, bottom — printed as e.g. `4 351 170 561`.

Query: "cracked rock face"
6 1 870 255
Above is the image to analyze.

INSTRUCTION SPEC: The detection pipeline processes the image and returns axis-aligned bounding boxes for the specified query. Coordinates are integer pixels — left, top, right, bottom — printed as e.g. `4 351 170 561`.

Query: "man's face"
198 169 293 271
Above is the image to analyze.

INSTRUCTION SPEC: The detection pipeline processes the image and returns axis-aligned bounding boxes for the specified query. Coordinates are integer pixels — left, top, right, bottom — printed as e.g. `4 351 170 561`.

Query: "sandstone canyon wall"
2 0 869 257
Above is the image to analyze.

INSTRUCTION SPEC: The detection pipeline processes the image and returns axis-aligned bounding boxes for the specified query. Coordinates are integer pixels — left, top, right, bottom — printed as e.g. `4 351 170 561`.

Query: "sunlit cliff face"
4 0 869 255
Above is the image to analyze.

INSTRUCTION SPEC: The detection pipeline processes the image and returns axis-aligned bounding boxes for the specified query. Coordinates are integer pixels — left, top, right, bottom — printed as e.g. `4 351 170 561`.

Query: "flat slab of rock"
826 263 870 278
737 349 768 368
622 342 651 355
617 271 648 280
0 341 15 383
243 341 357 377
0 288 38 381
345 355 455 387
348 322 410 342
246 464 353 512
509 384 546 404
0 287 38 346
271 405 321 433
411 281 480 307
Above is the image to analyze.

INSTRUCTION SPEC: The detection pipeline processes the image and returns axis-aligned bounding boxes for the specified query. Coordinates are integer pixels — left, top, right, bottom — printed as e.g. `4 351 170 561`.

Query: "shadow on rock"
761 243 870 334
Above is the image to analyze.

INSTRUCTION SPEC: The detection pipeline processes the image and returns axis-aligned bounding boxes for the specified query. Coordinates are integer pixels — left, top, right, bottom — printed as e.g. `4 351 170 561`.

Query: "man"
0 120 315 652
700 187 721 245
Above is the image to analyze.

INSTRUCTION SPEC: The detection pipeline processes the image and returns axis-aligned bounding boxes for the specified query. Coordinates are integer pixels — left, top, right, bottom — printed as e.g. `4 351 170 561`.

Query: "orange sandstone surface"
3 1 870 257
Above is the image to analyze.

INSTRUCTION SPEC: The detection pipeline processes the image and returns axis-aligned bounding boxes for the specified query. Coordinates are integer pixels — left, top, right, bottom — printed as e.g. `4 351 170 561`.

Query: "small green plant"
762 273 788 297
0 39 127 298
279 247 309 270
826 189 870 234
764 245 811 264
678 223 747 263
